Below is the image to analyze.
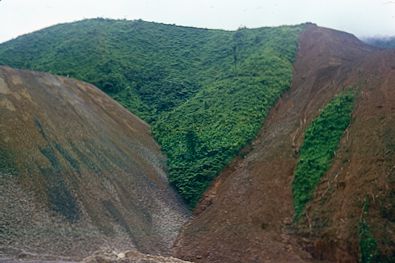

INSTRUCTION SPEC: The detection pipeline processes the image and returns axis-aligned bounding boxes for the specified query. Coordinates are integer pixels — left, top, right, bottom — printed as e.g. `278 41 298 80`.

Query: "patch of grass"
34 117 49 141
359 198 380 263
359 220 380 263
69 140 101 173
39 146 80 222
102 200 135 241
292 91 355 219
54 143 80 172
0 147 17 176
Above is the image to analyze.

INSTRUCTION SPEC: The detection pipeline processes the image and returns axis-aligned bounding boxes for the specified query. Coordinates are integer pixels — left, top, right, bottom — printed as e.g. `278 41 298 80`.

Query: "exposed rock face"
0 66 189 261
174 25 395 262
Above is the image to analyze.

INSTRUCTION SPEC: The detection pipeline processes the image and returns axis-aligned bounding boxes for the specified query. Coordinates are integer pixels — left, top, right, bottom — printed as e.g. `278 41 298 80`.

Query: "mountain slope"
0 19 299 123
0 66 189 261
363 36 395 49
0 19 215 121
2 20 393 262
0 19 303 206
174 24 395 262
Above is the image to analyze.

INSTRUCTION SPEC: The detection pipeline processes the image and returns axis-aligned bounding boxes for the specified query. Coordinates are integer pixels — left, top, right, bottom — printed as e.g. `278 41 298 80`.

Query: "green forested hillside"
0 19 302 206
0 19 218 121
153 40 298 205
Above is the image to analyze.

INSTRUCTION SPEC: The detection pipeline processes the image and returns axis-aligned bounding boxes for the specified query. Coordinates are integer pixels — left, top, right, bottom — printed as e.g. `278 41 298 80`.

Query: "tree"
232 27 246 73
185 129 199 160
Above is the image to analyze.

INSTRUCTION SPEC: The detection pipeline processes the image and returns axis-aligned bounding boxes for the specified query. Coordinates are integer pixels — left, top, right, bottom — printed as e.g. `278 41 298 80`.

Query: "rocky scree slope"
82 249 192 263
0 66 189 261
173 25 395 263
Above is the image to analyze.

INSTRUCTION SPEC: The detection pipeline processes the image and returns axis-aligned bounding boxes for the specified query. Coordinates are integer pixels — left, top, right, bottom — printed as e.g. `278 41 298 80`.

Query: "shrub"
292 91 355 219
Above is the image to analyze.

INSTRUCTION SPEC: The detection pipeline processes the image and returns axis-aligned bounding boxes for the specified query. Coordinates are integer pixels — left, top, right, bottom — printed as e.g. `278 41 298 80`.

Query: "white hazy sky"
0 0 394 43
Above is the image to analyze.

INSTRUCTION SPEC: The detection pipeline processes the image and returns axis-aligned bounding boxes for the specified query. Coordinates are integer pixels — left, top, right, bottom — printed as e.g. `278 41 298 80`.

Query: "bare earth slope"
0 66 189 261
174 24 394 262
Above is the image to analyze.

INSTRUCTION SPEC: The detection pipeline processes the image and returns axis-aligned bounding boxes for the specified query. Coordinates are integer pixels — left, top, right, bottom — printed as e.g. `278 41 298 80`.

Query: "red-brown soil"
173 24 395 262
0 67 189 261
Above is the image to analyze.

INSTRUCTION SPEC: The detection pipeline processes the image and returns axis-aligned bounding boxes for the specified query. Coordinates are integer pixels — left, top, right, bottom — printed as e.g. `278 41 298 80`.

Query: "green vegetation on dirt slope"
359 198 380 263
0 19 303 206
151 25 302 206
292 91 355 219
153 41 299 206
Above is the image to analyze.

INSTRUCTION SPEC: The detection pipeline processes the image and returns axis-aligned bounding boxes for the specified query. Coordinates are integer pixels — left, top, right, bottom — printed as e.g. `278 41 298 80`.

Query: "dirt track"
173 24 395 262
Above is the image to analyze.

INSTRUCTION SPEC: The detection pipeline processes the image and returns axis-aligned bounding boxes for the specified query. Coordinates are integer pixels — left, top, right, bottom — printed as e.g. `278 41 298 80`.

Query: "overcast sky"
0 0 394 43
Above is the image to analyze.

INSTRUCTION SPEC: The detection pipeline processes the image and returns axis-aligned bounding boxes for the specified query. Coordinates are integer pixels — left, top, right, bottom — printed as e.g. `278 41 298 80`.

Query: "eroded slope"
174 24 394 262
0 66 189 261
299 44 395 262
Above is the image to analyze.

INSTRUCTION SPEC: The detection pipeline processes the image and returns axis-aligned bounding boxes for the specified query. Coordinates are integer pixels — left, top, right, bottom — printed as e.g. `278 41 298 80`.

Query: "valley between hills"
0 20 394 263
